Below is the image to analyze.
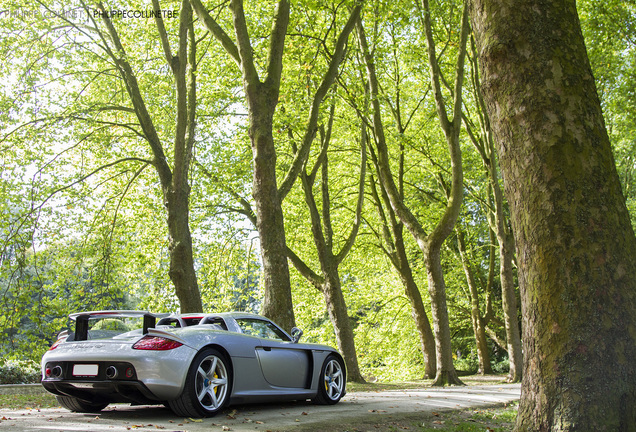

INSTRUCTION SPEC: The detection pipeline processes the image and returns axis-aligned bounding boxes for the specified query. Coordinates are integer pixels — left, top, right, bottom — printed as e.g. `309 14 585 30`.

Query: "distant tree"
286 103 367 382
358 0 470 385
470 0 636 429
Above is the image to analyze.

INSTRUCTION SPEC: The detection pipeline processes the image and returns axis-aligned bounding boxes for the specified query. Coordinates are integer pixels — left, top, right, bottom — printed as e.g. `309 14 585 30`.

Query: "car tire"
168 347 232 417
312 354 346 405
56 395 109 413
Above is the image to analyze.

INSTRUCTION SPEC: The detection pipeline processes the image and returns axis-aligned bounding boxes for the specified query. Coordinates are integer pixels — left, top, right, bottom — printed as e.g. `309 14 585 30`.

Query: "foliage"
0 359 41 384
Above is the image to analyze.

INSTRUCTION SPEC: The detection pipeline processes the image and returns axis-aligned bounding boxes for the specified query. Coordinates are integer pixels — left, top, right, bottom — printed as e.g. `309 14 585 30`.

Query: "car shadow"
93 399 317 421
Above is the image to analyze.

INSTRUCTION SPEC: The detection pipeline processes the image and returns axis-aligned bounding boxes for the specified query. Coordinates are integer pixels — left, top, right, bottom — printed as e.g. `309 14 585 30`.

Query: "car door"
235 318 310 388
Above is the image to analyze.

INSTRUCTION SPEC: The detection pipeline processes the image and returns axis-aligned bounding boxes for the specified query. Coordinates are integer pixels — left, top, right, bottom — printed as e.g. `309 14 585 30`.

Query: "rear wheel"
168 348 232 417
312 354 346 405
56 395 109 413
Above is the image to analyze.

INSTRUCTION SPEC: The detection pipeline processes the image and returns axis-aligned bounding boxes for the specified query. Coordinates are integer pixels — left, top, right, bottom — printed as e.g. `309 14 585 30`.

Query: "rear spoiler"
69 310 171 341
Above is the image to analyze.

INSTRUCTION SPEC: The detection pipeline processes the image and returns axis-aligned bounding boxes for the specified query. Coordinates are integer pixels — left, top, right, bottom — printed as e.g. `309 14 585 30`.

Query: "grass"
287 402 519 432
347 373 510 392
0 393 59 410
418 402 518 432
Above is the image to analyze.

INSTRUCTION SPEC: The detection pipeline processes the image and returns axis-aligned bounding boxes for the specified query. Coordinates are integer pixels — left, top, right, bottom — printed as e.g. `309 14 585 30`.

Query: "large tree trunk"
470 0 636 429
248 94 295 332
229 0 296 332
165 185 202 313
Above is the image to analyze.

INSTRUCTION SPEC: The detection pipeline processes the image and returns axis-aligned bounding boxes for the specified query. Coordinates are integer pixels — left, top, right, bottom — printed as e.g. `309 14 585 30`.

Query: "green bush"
454 355 479 375
0 359 42 384
492 358 510 374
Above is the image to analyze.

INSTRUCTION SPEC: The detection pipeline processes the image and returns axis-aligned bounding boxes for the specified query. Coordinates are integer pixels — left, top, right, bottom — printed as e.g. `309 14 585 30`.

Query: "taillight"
48 339 64 351
132 335 183 350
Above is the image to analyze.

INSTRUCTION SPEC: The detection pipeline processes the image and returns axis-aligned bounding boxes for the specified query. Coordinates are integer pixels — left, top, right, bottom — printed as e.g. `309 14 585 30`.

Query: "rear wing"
69 310 171 341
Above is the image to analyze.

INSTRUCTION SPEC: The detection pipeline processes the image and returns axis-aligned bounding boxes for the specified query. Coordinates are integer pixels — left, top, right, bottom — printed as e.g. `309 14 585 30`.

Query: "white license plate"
72 364 99 376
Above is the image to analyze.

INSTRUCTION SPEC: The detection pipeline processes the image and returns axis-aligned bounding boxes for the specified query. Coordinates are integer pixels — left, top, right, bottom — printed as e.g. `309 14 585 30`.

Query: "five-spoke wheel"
168 348 232 417
312 354 346 405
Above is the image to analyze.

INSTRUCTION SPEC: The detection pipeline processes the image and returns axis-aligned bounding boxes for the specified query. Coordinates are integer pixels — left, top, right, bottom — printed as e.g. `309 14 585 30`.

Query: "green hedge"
0 359 41 384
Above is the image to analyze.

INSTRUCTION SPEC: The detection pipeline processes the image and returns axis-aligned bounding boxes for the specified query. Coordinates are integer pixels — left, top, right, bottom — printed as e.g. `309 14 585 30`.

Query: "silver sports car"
41 310 346 417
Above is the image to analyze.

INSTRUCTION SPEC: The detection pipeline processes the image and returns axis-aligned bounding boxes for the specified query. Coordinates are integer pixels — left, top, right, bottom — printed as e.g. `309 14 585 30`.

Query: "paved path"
0 383 520 431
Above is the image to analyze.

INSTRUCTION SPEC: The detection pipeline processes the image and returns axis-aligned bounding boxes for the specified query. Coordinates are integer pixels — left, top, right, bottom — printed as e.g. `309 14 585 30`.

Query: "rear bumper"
42 379 159 405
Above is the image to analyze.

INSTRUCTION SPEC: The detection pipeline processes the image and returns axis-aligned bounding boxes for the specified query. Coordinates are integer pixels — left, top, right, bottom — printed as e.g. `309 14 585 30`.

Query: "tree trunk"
165 185 202 313
368 170 437 379
498 230 522 382
98 3 203 313
357 4 469 385
248 94 295 332
426 247 464 386
191 0 360 332
456 229 492 375
470 0 636 429
394 229 437 379
323 271 364 383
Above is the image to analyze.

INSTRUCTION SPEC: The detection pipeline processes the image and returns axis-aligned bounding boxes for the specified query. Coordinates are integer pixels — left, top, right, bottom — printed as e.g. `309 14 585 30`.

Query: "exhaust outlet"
106 365 118 379
51 365 63 378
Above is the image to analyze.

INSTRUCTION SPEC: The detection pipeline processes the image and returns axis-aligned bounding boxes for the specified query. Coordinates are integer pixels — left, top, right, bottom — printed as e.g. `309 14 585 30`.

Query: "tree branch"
277 3 362 201
190 0 241 66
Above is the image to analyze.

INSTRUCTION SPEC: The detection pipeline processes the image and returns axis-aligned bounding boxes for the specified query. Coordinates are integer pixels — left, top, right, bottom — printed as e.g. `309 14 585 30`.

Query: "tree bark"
322 270 364 383
249 96 296 331
394 227 437 379
470 0 636 429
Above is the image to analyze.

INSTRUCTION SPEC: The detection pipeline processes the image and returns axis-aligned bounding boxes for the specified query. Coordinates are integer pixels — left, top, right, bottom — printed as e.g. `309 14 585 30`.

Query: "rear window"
84 317 143 340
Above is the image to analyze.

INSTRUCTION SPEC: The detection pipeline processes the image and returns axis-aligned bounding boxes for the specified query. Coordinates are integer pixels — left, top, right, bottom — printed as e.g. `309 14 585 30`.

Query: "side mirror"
290 327 303 343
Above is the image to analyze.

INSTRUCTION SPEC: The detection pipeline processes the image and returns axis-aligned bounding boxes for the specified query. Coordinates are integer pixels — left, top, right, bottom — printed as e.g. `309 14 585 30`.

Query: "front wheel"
312 354 346 405
56 395 109 413
168 348 232 417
